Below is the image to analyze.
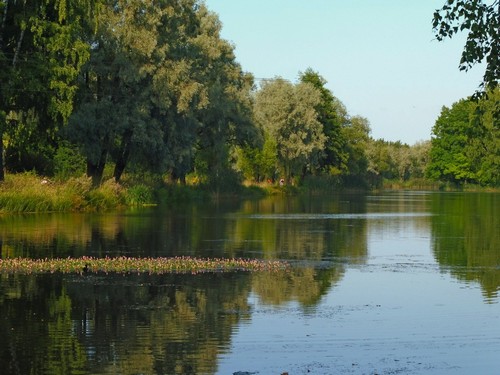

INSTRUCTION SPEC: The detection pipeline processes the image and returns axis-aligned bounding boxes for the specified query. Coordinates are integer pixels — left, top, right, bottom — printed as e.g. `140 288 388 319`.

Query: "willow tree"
0 0 99 180
299 68 349 176
254 78 325 181
69 0 210 185
69 0 169 184
69 1 257 186
190 4 258 189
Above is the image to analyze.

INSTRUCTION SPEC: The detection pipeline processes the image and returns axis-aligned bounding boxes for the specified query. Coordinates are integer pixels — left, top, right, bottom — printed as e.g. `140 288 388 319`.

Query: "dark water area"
0 191 498 374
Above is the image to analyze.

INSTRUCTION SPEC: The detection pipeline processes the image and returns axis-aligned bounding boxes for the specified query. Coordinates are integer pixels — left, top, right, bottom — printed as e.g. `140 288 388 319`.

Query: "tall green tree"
427 98 477 184
69 0 170 185
235 136 277 182
299 68 349 176
190 4 258 190
468 88 500 185
433 0 499 93
150 0 209 185
254 78 326 181
0 0 98 179
69 1 257 187
428 91 499 187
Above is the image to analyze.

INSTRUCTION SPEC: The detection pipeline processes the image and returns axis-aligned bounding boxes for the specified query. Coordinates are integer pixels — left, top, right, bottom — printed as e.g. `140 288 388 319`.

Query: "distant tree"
299 68 349 176
342 116 371 186
254 78 326 181
392 142 412 181
433 0 499 94
366 139 396 181
409 140 432 179
366 139 422 184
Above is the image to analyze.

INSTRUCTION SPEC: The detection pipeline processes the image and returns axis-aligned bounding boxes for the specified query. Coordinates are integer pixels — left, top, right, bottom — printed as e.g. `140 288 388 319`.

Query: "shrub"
126 184 155 205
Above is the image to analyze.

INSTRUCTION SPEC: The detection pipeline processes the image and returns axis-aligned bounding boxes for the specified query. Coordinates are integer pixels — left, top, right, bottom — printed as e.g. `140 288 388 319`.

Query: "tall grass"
0 173 128 213
0 173 219 213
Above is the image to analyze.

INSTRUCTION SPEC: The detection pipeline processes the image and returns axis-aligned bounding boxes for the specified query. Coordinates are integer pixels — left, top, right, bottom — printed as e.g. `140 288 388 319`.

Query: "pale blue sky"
203 0 485 145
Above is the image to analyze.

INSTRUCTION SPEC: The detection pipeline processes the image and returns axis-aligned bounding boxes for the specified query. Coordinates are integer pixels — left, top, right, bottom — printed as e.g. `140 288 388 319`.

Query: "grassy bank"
0 173 185 213
0 173 268 213
0 174 129 212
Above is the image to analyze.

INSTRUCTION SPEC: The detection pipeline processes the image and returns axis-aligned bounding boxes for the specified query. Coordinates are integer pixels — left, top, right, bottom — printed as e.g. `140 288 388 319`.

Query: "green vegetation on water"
0 256 290 275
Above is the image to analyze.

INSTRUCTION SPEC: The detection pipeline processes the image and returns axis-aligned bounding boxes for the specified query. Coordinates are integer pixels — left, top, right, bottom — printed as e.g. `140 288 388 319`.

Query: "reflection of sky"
367 216 433 265
219 265 499 375
218 203 500 375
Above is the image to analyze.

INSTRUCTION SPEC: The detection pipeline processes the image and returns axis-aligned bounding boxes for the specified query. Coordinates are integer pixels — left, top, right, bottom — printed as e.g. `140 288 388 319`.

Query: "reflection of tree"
0 194 371 317
0 274 87 375
68 272 252 375
0 202 249 258
0 272 253 375
252 267 344 307
0 194 368 265
231 195 369 307
431 193 500 302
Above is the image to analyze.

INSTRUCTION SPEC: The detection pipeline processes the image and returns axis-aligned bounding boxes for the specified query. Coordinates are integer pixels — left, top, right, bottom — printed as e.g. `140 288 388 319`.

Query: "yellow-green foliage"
87 179 126 210
0 173 127 212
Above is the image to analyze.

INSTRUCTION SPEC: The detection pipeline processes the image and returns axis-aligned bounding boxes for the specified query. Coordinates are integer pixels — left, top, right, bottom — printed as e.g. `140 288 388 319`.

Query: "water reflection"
430 192 500 302
0 192 499 374
1 272 252 375
0 193 370 266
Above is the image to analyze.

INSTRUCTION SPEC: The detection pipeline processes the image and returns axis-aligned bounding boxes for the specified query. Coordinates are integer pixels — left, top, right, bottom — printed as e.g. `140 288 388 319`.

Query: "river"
0 190 498 374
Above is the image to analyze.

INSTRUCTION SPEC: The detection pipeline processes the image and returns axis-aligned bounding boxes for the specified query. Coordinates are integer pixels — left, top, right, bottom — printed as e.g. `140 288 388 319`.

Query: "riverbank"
0 173 280 213
0 173 496 213
0 173 216 213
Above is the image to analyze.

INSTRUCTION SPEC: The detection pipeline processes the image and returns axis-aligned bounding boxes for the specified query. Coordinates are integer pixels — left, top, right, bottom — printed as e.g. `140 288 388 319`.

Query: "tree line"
1 0 498 190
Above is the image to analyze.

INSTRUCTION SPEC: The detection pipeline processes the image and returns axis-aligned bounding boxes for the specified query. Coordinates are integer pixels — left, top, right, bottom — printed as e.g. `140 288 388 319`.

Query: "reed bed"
0 256 290 275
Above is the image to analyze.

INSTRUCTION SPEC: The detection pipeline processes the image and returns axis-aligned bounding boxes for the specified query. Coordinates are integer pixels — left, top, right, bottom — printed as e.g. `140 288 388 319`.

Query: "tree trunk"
113 130 132 183
0 130 4 182
0 0 9 50
12 27 25 67
113 145 130 183
87 148 107 186
169 168 186 185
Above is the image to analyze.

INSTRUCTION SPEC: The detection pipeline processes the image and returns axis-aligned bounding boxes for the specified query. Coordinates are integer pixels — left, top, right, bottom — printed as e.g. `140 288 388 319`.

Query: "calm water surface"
0 191 498 374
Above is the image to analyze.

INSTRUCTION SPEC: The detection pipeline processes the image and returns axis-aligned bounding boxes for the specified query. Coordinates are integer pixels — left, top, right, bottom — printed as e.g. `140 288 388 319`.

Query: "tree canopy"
254 78 326 181
433 0 499 94
427 89 499 186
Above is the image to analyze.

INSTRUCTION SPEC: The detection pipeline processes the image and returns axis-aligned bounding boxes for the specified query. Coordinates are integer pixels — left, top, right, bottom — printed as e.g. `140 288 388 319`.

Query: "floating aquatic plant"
0 256 290 275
